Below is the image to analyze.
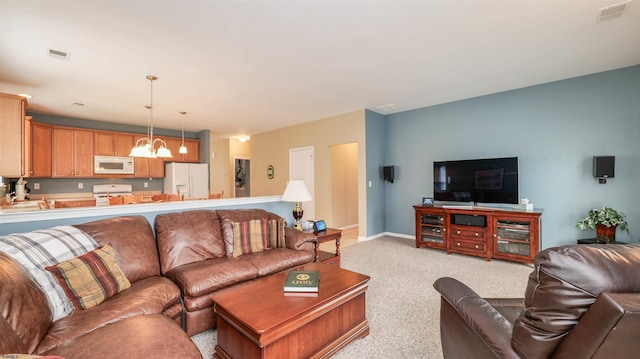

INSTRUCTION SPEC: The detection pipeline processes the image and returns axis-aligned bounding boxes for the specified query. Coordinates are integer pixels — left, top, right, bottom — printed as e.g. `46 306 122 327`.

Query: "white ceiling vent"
374 104 402 113
48 48 71 61
597 1 632 21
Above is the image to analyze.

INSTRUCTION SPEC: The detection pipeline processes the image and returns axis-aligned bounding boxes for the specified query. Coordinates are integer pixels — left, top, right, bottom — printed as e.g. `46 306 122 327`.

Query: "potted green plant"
576 206 629 243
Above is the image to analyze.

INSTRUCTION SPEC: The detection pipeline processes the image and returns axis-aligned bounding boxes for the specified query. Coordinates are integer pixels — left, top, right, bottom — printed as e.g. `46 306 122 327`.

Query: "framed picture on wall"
422 197 434 206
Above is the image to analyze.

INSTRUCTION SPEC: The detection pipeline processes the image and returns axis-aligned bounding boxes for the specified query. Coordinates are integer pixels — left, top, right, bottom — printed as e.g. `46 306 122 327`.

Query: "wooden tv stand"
413 205 543 264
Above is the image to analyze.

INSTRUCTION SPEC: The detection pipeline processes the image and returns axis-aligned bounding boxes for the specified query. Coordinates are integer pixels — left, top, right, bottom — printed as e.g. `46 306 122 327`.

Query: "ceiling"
1 1 639 139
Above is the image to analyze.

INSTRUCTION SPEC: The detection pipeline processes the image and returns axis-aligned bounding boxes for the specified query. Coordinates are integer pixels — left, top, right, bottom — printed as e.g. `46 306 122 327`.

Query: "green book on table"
284 270 320 292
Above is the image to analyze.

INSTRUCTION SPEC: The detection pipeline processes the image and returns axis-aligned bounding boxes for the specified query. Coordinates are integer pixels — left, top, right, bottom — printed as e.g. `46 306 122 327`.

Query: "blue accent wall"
365 110 386 236
381 65 640 247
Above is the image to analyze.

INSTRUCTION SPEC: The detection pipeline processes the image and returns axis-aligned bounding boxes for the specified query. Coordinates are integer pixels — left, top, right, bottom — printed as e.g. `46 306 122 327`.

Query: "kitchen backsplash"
6 177 163 197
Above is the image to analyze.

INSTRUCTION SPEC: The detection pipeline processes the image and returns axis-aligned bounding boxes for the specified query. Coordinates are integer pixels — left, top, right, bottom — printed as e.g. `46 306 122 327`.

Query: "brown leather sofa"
0 216 202 359
433 244 640 358
155 209 317 335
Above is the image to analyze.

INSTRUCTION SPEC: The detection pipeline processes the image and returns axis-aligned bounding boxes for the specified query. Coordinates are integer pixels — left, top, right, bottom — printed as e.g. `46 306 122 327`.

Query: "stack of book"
283 270 320 297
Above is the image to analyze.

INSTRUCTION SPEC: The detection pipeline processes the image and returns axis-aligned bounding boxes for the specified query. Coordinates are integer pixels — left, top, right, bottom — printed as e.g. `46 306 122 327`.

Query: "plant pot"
596 224 617 243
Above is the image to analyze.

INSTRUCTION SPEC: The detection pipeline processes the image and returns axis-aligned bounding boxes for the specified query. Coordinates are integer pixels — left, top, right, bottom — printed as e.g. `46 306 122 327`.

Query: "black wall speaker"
383 166 395 183
593 156 615 178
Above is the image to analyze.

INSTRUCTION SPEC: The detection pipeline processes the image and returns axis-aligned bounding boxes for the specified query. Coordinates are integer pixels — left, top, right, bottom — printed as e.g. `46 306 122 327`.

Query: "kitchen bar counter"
0 196 291 236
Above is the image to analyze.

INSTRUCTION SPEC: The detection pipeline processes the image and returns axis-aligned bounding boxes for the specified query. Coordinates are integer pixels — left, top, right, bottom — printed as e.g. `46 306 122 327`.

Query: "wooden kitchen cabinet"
30 122 53 177
0 93 29 177
164 137 200 162
133 135 165 178
53 127 94 177
95 131 134 156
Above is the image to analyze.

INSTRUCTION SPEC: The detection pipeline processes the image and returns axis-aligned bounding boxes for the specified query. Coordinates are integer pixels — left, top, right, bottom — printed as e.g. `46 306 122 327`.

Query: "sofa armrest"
284 227 317 250
553 292 640 359
433 277 521 359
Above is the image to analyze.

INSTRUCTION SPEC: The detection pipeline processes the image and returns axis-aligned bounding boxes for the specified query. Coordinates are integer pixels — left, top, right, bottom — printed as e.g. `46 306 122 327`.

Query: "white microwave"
94 156 135 174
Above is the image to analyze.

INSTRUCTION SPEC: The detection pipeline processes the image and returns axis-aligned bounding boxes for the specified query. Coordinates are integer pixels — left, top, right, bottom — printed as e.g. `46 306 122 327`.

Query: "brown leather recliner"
434 244 640 359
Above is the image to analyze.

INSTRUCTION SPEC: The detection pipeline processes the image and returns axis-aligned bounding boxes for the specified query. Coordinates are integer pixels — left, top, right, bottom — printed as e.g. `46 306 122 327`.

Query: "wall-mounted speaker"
383 166 395 183
593 156 615 178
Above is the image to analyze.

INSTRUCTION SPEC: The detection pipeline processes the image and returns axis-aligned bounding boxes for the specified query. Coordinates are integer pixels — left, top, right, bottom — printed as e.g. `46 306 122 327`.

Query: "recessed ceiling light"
17 93 32 99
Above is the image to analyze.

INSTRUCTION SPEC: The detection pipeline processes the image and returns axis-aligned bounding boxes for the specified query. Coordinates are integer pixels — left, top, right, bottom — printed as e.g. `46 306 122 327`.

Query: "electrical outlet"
78 183 83 189
34 183 40 190
143 182 148 188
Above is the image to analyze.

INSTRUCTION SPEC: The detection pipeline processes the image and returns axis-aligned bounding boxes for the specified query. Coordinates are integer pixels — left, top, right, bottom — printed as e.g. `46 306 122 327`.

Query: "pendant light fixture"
179 111 188 154
129 75 173 158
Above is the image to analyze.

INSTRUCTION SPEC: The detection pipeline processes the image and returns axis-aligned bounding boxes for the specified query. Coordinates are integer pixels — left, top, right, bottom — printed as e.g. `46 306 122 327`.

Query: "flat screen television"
433 157 519 204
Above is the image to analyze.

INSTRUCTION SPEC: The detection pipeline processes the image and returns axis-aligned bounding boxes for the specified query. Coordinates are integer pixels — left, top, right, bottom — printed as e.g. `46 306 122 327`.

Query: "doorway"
234 158 250 197
330 143 358 228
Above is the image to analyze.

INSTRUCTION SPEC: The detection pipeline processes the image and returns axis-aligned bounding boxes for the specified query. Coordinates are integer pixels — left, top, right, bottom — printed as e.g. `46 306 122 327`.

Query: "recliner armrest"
433 277 522 359
553 292 640 359
284 227 317 250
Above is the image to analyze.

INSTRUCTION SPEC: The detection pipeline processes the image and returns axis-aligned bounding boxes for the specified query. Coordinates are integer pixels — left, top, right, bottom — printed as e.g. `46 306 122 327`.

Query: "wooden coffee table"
211 262 370 359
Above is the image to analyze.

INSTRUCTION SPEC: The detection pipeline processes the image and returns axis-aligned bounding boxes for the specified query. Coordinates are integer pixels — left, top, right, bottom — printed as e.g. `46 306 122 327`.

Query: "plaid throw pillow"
0 226 98 320
268 218 286 248
45 244 131 311
232 219 269 257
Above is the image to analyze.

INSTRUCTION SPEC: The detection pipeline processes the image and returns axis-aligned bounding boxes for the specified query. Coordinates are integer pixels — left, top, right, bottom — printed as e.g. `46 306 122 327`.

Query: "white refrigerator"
164 162 209 200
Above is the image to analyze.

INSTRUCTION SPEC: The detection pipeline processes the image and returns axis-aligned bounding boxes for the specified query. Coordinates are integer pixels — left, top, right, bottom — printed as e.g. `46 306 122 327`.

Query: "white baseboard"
358 232 413 242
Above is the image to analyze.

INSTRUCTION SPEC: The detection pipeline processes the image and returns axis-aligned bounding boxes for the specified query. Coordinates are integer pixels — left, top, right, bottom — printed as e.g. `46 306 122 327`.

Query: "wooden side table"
314 228 342 267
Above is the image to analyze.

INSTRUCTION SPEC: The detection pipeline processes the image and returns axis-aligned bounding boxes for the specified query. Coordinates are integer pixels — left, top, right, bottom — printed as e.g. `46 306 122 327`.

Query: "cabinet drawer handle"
475 232 478 236
456 230 460 234
456 242 461 246
475 245 479 249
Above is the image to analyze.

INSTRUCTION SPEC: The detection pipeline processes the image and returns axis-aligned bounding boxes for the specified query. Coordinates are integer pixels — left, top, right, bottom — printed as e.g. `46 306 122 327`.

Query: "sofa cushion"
240 248 315 277
268 218 287 249
221 220 235 257
166 257 258 303
217 208 280 223
0 252 52 354
232 219 269 257
45 245 131 311
36 276 180 354
40 314 202 359
73 216 161 283
155 210 227 273
0 226 99 321
512 244 640 358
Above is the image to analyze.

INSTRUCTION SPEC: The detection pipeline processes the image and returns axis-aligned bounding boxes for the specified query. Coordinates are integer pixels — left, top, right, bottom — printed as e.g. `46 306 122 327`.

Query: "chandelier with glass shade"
129 75 172 158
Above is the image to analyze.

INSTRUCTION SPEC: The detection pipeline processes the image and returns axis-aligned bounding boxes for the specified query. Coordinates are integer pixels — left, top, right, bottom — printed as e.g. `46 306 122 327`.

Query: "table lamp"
281 179 312 230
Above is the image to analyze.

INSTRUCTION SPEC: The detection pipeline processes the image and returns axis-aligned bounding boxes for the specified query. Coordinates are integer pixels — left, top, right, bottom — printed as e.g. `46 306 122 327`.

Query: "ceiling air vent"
374 104 402 113
48 48 70 61
597 0 632 21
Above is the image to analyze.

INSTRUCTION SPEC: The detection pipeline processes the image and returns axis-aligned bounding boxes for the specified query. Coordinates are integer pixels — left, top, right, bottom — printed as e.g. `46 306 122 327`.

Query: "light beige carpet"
191 236 534 358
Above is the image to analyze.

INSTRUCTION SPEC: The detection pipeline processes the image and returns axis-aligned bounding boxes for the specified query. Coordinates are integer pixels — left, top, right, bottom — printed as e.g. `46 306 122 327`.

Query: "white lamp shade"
156 146 173 158
281 180 312 202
